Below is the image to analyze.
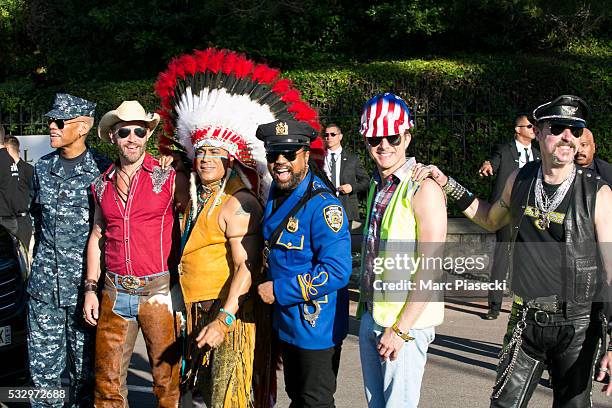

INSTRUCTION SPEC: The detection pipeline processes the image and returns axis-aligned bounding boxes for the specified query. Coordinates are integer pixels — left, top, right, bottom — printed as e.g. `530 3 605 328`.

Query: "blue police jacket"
263 171 352 350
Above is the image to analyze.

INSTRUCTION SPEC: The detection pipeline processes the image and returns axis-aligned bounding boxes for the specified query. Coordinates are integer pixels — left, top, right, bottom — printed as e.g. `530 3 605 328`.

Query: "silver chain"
534 165 575 229
492 308 528 399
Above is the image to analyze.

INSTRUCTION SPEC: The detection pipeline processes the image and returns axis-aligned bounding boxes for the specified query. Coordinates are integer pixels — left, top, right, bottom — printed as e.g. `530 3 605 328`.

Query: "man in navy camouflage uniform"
28 93 111 407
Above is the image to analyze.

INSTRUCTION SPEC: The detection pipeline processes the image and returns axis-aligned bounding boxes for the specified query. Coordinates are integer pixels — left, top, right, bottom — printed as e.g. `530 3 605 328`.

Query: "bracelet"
392 322 415 342
442 176 476 212
219 308 236 321
608 340 612 352
84 279 98 293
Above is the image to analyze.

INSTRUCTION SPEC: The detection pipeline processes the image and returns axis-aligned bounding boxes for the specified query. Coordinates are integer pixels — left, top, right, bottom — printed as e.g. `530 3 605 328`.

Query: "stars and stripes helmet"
359 93 414 138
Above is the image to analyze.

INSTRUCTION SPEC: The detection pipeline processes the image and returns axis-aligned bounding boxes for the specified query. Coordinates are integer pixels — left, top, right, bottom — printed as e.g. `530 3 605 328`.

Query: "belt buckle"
120 275 141 291
534 310 550 325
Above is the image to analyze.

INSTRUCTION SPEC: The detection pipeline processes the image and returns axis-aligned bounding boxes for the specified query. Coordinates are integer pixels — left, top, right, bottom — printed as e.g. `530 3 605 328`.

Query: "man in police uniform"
28 93 111 407
256 119 352 407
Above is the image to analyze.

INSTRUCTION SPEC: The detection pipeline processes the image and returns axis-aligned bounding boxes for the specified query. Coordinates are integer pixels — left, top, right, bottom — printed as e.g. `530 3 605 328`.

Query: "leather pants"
491 312 604 408
94 273 181 407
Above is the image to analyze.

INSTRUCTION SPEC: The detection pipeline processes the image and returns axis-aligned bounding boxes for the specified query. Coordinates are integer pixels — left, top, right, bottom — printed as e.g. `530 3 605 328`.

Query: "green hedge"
1 52 610 214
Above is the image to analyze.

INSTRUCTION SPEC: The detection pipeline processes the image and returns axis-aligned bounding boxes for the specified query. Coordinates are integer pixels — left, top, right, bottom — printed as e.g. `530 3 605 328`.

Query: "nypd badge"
323 205 343 233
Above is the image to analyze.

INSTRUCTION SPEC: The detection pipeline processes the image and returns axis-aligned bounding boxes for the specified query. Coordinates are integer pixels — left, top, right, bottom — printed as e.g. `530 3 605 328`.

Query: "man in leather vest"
414 95 612 406
479 115 540 320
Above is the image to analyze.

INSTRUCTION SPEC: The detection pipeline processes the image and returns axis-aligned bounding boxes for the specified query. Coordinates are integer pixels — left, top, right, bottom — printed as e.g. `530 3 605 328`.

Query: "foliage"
1 1 610 82
0 51 610 212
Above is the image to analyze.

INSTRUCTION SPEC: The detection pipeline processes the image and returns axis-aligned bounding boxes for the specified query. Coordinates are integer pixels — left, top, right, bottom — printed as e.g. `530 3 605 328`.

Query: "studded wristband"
442 176 476 212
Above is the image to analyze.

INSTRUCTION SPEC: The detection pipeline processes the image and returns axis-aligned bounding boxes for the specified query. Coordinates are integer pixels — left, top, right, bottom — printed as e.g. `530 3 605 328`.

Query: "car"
0 225 30 385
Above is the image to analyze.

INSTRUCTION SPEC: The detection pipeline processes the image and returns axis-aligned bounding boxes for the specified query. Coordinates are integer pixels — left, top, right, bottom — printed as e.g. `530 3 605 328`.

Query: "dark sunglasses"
266 149 303 163
324 132 338 138
549 124 583 138
517 124 534 129
115 127 148 139
366 134 402 147
47 118 82 129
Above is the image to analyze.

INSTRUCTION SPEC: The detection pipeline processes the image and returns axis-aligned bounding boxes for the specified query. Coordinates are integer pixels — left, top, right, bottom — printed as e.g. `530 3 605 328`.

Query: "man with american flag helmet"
357 93 447 407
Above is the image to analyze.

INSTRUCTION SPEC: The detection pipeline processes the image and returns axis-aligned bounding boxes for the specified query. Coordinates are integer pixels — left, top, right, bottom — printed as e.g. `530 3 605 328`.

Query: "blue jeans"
359 311 435 408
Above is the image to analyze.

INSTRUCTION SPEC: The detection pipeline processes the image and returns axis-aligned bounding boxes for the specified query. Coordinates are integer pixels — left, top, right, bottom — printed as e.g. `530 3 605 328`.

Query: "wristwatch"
218 308 236 328
392 322 415 342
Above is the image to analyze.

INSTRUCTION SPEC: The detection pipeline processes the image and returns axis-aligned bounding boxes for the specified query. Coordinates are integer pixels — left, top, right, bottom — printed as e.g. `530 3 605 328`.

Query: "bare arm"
195 191 263 348
377 178 447 361
396 178 447 330
412 164 515 232
219 191 263 315
86 201 106 282
462 169 516 232
84 201 105 326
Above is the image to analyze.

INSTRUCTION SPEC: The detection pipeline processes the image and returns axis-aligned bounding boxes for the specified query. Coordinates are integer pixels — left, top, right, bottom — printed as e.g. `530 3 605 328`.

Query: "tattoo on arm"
499 198 510 209
235 201 255 216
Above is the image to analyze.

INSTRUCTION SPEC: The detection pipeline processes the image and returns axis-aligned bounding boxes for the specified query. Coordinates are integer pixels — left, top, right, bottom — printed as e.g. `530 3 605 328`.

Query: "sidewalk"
126 300 611 407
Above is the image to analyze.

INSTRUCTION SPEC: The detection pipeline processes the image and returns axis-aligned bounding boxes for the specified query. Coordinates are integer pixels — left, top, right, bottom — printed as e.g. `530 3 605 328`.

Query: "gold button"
287 242 292 247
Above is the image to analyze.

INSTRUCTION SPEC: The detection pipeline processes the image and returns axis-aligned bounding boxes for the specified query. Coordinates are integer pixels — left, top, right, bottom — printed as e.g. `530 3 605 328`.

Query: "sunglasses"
517 124 534 129
115 127 148 139
324 132 338 138
47 118 83 129
266 149 303 163
366 134 402 147
549 124 583 138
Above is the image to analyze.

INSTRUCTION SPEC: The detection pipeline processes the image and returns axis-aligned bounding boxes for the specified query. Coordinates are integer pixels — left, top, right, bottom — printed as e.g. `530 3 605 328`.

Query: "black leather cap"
532 95 590 128
256 120 316 151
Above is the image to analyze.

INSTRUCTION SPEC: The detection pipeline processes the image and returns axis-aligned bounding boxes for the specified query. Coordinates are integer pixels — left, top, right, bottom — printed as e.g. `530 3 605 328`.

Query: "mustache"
554 141 576 149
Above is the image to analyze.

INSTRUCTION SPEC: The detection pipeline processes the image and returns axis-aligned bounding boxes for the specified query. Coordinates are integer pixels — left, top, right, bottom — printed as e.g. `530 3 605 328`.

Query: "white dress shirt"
515 139 533 168
324 146 342 187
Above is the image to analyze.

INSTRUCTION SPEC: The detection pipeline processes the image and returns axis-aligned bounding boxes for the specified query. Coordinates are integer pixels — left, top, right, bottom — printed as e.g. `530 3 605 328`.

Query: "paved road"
122 299 610 408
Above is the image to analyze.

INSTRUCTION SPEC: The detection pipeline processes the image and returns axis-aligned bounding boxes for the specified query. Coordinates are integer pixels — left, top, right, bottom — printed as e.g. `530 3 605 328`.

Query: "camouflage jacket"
28 148 111 307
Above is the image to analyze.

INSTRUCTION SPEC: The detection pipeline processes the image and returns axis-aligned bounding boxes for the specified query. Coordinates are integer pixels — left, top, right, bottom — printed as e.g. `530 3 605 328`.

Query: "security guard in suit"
256 119 352 408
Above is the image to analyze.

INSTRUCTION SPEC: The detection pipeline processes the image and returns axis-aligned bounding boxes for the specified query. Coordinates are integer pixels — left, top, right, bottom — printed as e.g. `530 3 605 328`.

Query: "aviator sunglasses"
266 149 303 163
517 124 534 129
366 134 402 147
324 132 338 138
47 118 84 129
115 127 148 139
549 124 583 138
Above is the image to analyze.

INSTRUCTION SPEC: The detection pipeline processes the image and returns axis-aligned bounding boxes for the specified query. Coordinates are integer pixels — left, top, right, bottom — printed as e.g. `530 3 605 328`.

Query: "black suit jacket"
16 160 34 213
585 157 612 184
335 149 369 221
489 140 540 202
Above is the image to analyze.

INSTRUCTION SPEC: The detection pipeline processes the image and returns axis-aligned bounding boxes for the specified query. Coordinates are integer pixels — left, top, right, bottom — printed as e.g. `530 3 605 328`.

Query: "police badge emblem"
286 217 299 233
323 205 343 233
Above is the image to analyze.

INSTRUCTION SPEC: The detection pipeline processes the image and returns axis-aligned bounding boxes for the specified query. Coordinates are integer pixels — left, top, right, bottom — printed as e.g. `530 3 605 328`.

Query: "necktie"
330 153 337 187
524 148 531 163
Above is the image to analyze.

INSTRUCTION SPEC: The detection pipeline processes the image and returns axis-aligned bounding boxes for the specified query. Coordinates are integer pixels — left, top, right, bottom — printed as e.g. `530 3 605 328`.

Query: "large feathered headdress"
154 47 324 203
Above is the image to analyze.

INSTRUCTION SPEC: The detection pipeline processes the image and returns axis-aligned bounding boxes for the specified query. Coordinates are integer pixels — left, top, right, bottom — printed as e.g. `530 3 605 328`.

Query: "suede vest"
509 162 605 315
358 174 445 328
180 176 247 304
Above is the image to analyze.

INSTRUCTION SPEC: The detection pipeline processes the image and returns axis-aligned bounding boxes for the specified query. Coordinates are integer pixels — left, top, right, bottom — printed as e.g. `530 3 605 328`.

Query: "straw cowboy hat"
98 100 160 142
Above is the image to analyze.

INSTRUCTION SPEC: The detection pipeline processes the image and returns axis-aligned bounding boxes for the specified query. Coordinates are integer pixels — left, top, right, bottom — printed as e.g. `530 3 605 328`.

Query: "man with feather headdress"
154 48 327 407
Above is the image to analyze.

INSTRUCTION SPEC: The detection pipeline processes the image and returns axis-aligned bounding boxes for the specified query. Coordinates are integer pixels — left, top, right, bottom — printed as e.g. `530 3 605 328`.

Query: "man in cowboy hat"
83 100 183 407
28 93 111 407
414 95 612 406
